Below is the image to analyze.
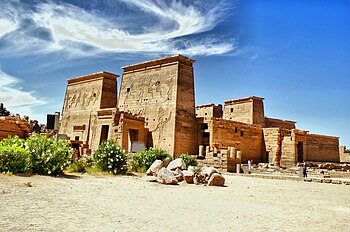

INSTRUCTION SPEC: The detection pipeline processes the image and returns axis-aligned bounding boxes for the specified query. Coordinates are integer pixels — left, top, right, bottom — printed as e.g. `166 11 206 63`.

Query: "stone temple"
59 55 340 168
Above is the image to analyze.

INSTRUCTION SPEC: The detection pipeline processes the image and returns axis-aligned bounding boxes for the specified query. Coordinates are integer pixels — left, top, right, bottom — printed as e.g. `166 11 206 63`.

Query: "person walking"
303 161 307 178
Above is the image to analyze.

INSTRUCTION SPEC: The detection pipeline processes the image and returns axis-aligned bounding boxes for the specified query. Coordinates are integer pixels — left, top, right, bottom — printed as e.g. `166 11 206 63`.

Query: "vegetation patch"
178 153 198 167
130 148 171 172
94 140 127 175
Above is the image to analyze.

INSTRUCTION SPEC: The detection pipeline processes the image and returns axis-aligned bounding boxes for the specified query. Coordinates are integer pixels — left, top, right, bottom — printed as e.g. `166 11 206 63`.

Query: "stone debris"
208 173 225 186
162 157 172 168
167 158 187 171
157 168 178 185
145 159 225 187
201 166 219 180
182 170 194 183
146 159 163 176
171 168 184 182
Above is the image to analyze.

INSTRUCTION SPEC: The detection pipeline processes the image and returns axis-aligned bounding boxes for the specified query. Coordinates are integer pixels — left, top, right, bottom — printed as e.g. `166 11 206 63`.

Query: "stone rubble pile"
144 158 225 187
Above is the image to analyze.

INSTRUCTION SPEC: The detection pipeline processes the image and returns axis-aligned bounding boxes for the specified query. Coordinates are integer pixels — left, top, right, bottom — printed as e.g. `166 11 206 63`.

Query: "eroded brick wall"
306 134 339 162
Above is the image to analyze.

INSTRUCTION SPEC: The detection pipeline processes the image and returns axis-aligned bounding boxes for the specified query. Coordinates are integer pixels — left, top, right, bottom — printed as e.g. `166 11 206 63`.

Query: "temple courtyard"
0 173 349 231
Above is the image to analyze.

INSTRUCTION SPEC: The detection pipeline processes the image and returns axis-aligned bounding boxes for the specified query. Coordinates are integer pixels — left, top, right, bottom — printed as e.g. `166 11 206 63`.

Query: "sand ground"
0 173 349 232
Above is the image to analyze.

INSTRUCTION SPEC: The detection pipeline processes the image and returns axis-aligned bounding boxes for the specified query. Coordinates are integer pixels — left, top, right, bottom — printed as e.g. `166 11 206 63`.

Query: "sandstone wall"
174 61 197 155
265 117 296 130
118 55 196 155
60 72 118 152
204 118 263 163
263 128 281 164
196 104 222 118
306 134 339 162
339 146 350 163
223 96 265 126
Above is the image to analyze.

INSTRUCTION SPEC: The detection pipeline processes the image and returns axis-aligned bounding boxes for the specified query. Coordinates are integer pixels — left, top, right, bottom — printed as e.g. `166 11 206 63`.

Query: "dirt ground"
0 173 349 232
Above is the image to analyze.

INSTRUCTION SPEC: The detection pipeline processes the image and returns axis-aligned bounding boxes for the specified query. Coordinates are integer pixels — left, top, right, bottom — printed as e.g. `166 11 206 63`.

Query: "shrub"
345 150 350 153
68 155 94 173
26 135 73 175
0 145 29 174
0 136 26 148
178 153 198 167
130 148 171 172
94 140 127 175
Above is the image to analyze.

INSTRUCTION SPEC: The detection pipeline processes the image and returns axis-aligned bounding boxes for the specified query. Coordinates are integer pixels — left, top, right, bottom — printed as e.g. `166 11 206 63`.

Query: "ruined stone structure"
196 96 340 168
59 55 341 167
0 116 30 140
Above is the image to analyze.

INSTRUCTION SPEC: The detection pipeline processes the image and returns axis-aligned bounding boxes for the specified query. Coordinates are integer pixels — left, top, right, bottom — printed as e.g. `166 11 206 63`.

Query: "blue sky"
0 0 349 146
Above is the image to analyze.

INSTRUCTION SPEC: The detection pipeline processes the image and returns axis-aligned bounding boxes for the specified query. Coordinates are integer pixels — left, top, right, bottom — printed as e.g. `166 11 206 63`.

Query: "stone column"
198 145 204 158
236 150 242 173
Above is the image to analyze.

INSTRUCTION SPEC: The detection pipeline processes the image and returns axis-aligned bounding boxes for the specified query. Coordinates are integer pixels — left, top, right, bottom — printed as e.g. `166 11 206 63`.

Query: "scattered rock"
172 168 184 182
24 182 32 187
162 157 172 168
144 176 158 182
187 166 195 172
167 158 186 171
146 159 163 176
157 168 178 185
208 173 225 186
201 166 219 180
194 173 207 185
182 170 194 183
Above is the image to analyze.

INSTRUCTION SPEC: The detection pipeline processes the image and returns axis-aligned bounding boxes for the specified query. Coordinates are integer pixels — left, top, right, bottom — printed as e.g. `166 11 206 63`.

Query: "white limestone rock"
157 168 178 185
167 158 186 171
146 159 163 176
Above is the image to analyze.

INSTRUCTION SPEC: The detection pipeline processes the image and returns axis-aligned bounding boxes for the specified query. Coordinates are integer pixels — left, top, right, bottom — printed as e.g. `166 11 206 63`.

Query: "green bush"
345 150 350 153
0 136 26 148
94 140 127 175
178 153 198 167
0 145 29 174
26 135 73 175
130 148 171 172
68 155 94 173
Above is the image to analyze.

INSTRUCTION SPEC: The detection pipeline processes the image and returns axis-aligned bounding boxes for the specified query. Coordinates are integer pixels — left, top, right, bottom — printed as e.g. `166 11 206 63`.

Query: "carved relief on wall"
64 88 100 110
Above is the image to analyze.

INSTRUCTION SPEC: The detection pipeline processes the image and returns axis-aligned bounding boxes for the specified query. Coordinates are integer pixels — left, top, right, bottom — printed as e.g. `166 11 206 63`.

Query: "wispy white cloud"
0 19 17 38
0 69 46 119
0 0 235 57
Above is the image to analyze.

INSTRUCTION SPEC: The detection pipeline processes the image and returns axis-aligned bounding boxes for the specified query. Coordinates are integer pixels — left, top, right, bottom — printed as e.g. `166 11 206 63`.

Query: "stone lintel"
67 71 119 85
224 96 265 105
265 117 296 124
122 54 196 72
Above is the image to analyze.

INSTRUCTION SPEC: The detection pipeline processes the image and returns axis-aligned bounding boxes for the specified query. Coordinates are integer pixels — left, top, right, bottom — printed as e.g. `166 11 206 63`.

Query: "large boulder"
146 159 163 176
167 158 186 171
208 173 225 186
162 157 172 168
201 166 219 180
182 170 194 183
157 168 178 185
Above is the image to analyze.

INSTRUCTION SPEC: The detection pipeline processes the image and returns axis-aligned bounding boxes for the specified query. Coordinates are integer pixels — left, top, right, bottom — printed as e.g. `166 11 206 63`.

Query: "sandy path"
0 173 349 232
